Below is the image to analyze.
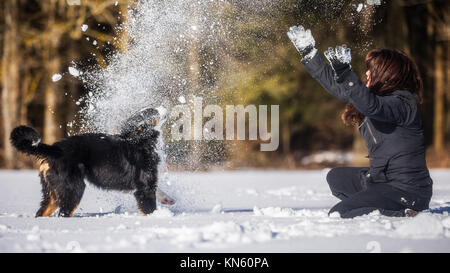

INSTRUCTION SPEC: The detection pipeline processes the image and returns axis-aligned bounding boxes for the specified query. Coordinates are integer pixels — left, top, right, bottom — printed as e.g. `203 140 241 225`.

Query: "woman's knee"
326 167 346 188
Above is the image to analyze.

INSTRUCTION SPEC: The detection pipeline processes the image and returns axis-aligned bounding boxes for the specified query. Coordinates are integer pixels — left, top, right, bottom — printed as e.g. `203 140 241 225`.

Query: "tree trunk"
19 75 31 125
433 42 445 155
44 56 61 144
282 117 291 155
426 2 447 159
1 0 21 169
43 0 62 144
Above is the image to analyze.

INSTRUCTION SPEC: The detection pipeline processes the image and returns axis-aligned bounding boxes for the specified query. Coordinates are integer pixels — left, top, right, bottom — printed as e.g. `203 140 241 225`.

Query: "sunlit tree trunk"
427 2 447 157
116 3 130 53
42 0 62 144
282 117 291 155
1 0 21 169
433 42 445 155
19 75 31 125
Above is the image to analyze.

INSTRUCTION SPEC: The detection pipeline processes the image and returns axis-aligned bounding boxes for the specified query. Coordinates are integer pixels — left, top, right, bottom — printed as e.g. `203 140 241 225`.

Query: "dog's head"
120 107 163 142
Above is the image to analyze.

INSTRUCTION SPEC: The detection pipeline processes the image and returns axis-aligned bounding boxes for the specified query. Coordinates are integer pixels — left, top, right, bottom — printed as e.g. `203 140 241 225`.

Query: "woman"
287 25 433 218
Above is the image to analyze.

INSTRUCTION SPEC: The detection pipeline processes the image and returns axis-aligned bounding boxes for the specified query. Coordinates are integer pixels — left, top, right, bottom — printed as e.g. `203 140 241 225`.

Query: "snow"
68 66 81 77
1 169 450 253
301 151 353 165
78 1 241 134
211 204 223 214
178 95 186 104
51 74 62 82
442 217 450 229
367 0 382 6
395 214 444 239
357 3 364 13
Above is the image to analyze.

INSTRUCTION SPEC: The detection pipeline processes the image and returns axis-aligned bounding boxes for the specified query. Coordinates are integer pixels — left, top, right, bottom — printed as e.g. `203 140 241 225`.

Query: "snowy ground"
0 169 450 253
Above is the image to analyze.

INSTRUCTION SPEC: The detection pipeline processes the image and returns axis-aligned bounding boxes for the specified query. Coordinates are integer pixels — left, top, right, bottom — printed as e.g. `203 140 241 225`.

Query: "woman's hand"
324 45 352 83
287 25 317 61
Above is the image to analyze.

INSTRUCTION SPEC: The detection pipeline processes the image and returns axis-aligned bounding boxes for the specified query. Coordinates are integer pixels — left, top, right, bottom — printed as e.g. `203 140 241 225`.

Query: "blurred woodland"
0 0 449 170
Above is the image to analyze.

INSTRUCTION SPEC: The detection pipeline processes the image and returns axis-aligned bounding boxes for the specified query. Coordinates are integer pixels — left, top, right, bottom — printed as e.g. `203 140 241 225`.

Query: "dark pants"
326 167 428 218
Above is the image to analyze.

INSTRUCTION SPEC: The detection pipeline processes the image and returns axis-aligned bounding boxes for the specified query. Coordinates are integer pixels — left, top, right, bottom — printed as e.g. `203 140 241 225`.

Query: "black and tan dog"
10 107 174 217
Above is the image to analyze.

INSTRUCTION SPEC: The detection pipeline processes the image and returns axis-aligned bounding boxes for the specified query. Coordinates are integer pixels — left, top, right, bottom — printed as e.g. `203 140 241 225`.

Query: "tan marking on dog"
137 204 147 216
39 162 50 178
41 194 58 217
138 208 147 216
68 202 80 217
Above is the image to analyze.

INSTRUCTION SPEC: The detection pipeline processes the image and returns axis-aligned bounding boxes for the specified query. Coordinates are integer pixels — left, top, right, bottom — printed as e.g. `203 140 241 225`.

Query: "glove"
287 25 318 61
324 45 352 83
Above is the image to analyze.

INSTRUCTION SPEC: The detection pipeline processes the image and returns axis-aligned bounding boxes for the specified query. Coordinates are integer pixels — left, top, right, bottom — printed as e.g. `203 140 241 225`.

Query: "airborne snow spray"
74 0 382 212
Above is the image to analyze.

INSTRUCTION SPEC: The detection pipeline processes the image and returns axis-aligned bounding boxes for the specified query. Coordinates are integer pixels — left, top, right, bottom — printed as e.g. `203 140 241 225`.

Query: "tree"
427 2 448 157
1 0 21 169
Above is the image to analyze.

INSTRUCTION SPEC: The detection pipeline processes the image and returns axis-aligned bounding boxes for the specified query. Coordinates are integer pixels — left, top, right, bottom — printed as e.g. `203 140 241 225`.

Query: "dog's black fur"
10 108 161 217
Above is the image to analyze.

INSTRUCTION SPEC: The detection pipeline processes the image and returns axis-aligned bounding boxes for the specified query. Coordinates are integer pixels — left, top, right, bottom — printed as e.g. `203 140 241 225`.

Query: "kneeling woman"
287 26 433 218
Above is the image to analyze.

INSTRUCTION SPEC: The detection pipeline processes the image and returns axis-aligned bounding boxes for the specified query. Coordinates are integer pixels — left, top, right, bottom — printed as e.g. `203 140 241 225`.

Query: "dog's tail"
10 126 63 159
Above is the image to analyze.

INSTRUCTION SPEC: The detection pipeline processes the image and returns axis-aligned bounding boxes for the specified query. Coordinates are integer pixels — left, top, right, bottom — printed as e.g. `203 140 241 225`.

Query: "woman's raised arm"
287 26 350 101
288 26 417 126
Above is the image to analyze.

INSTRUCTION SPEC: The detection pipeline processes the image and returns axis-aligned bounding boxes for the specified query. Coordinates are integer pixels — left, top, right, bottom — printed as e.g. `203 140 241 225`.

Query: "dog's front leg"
134 188 157 215
134 170 157 215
